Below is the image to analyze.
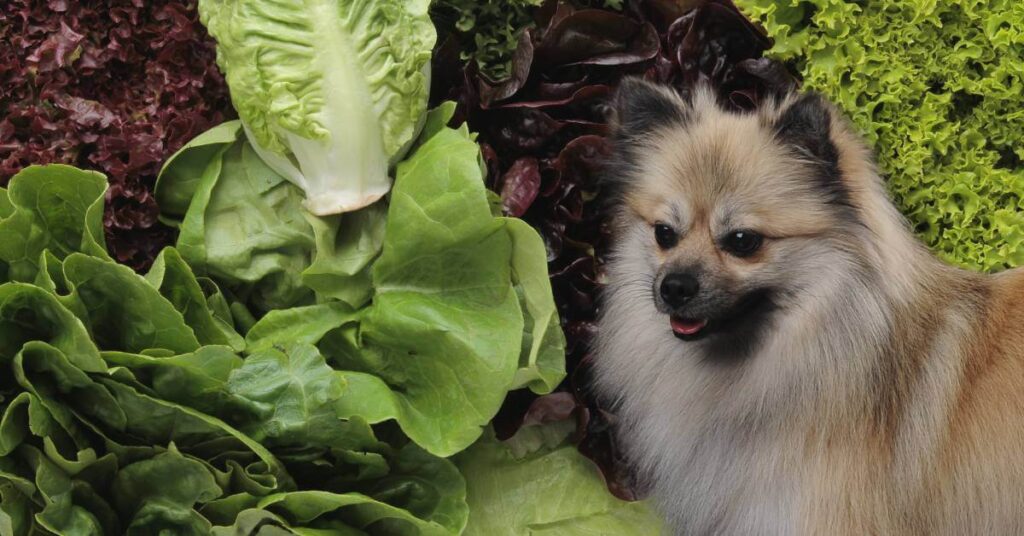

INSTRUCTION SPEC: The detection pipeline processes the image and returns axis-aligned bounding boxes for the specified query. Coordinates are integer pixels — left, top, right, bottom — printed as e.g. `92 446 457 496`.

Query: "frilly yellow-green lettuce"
738 0 1024 270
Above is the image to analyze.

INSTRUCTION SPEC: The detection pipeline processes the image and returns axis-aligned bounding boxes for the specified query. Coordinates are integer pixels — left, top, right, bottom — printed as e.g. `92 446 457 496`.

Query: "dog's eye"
722 230 763 257
654 223 678 249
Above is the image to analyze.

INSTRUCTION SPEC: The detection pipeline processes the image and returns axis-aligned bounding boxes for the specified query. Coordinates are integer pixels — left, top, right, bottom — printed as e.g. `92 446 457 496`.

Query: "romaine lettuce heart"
198 0 436 215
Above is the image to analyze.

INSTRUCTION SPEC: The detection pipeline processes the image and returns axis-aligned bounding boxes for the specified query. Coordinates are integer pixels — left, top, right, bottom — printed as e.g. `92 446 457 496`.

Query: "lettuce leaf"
0 165 108 283
455 421 665 535
157 121 384 312
325 112 564 456
198 0 436 215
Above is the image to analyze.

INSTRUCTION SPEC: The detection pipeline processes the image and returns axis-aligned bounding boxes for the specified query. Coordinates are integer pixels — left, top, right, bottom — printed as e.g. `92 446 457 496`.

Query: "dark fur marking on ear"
601 79 690 206
774 93 849 207
611 78 690 140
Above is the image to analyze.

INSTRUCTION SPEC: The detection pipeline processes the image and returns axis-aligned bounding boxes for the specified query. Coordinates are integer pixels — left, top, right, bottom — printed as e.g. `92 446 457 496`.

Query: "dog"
592 78 1024 535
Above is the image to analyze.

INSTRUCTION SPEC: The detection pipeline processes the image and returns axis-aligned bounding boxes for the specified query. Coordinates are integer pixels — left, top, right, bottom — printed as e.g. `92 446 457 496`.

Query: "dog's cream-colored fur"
594 81 1024 535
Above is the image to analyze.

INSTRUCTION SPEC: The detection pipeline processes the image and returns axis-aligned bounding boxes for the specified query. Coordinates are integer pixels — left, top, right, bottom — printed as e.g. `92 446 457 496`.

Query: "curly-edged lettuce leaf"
104 342 380 456
2 339 293 535
456 422 665 536
217 444 467 535
212 443 466 536
99 343 470 534
0 283 104 372
737 0 1024 271
112 446 222 534
198 0 436 215
3 313 454 535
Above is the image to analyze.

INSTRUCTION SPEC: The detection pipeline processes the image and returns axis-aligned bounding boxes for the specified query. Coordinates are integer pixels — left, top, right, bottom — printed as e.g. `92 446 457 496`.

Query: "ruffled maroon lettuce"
0 0 233 270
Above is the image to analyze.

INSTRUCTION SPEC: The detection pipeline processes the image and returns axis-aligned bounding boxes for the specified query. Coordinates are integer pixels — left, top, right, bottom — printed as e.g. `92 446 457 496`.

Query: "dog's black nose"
661 273 699 307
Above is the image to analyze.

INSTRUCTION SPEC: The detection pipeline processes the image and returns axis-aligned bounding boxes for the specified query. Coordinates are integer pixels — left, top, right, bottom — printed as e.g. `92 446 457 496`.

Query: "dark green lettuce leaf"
62 253 203 354
0 283 104 372
145 248 246 351
112 446 222 534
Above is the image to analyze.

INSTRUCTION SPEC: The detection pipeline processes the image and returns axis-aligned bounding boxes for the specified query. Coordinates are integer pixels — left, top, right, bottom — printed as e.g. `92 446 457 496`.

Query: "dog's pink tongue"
671 317 708 336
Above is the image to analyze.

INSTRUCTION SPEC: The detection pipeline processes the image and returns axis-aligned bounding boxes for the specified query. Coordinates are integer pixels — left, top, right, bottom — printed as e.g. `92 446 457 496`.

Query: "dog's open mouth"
670 317 709 340
666 288 779 349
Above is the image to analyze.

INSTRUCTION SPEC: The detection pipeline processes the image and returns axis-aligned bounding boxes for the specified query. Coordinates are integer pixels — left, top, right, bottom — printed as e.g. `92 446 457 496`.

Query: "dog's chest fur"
595 261 1024 535
599 310 889 535
621 390 885 534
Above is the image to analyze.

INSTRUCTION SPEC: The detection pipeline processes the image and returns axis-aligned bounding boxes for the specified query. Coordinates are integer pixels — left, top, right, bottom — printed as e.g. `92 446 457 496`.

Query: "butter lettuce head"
158 105 565 457
737 0 1024 271
0 165 469 535
198 0 436 215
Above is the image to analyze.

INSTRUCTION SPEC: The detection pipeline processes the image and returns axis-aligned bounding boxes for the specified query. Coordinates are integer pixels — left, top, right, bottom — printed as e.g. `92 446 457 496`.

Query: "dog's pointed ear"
773 92 840 171
610 78 690 140
773 92 847 203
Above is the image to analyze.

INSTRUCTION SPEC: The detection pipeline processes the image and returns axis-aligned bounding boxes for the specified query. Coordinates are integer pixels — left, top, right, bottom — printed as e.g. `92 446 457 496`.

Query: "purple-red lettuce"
0 0 233 270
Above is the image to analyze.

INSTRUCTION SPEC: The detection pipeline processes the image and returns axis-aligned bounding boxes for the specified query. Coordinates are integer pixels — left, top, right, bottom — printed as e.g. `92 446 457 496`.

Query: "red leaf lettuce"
0 0 234 270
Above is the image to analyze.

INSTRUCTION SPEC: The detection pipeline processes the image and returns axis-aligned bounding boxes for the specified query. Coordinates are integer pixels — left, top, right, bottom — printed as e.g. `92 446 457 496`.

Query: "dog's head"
604 79 874 361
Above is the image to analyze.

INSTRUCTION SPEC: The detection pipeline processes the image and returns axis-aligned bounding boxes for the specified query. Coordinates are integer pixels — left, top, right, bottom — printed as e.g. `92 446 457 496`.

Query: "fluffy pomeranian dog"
593 78 1024 535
